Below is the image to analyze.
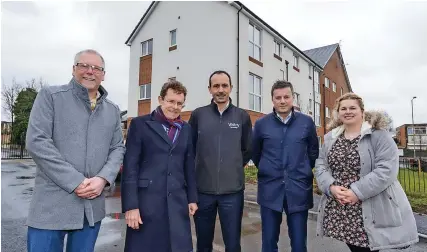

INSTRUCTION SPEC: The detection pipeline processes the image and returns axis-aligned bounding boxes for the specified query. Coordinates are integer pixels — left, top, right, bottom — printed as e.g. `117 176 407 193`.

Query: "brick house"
304 43 353 143
396 124 427 150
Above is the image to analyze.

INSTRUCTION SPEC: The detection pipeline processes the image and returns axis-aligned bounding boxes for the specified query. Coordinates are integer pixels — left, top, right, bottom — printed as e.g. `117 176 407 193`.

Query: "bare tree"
2 77 48 124
26 77 47 91
1 77 23 124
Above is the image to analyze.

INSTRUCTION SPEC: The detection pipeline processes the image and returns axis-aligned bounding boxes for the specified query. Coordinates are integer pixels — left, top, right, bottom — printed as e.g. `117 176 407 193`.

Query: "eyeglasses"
164 99 185 108
75 63 105 75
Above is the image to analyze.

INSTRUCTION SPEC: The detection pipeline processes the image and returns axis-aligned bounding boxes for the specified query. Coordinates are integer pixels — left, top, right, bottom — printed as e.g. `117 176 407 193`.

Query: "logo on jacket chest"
228 122 240 129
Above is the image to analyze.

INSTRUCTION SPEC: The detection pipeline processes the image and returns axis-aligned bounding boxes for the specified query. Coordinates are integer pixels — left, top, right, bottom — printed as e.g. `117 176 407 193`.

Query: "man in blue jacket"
252 80 319 252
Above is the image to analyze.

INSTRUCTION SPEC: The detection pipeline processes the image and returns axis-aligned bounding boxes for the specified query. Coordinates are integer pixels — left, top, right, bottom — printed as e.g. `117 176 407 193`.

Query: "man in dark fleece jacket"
252 80 319 252
189 70 252 252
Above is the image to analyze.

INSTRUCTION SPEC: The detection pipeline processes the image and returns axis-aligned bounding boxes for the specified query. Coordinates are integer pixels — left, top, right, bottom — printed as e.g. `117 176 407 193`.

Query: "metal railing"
398 157 426 193
1 132 31 159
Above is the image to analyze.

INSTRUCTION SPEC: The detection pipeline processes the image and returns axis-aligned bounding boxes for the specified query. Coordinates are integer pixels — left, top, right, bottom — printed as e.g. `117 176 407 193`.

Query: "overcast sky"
1 0 426 127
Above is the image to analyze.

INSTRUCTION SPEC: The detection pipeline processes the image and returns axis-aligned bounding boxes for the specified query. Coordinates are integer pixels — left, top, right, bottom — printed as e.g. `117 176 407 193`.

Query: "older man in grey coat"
25 49 125 252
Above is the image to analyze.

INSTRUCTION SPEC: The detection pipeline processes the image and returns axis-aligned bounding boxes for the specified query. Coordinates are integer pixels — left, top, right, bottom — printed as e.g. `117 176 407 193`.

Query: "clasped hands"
330 185 359 205
74 177 107 200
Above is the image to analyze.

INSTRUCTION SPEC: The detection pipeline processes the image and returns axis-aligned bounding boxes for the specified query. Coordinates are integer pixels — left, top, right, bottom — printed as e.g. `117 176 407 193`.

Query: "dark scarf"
154 106 184 143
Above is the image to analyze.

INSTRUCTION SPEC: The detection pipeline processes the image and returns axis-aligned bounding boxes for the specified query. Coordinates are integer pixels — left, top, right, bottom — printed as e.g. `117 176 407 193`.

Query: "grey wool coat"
25 77 125 230
314 111 419 251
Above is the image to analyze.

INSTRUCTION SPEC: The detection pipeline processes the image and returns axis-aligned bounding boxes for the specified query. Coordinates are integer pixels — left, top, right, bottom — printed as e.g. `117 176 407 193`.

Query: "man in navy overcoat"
121 80 198 252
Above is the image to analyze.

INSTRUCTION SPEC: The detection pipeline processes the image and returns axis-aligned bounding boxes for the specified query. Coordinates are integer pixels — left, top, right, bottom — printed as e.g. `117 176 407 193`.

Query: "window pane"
170 30 176 46
254 46 261 61
146 84 151 98
255 96 261 111
249 75 254 93
249 94 254 110
148 40 153 54
248 43 254 58
315 103 320 114
140 85 145 99
254 28 260 45
142 42 147 55
248 24 254 42
255 77 261 95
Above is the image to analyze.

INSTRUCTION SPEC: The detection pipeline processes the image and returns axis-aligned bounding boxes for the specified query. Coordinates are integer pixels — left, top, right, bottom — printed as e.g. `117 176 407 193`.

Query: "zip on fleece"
217 114 222 194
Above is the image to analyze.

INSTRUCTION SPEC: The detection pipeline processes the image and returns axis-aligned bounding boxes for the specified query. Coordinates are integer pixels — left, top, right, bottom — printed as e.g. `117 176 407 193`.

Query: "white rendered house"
125 1 322 123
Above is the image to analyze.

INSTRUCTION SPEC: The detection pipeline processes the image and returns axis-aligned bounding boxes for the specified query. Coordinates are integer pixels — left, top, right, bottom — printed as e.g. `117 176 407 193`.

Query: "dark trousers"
260 195 308 252
347 244 378 252
27 217 101 252
193 190 244 252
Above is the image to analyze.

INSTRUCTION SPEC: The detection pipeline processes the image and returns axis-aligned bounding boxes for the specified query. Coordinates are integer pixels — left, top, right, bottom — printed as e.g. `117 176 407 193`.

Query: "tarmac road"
2 159 426 252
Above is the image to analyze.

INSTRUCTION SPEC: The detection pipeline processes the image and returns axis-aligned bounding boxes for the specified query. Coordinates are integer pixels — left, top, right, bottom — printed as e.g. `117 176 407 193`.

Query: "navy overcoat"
121 111 197 252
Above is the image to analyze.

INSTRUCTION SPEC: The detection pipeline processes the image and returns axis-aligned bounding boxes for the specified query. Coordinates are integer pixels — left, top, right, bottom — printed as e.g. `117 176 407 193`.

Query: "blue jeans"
194 191 244 252
261 196 308 252
27 217 101 252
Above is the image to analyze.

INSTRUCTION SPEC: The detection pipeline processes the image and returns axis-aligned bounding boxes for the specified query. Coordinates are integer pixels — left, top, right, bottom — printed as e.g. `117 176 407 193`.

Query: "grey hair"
74 49 105 69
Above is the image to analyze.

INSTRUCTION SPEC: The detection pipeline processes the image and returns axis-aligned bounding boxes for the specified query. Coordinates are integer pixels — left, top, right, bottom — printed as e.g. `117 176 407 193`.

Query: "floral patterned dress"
323 134 370 247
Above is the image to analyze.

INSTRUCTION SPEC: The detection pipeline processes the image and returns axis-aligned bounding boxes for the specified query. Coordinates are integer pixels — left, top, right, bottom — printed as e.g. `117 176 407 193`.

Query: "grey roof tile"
304 43 339 68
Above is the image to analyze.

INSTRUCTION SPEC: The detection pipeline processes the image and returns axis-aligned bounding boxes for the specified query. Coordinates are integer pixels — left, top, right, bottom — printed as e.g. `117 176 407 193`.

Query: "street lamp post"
411 96 417 159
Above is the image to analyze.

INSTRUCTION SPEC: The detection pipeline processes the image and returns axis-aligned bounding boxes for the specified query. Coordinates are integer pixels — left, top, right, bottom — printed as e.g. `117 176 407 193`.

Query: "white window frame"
408 127 414 135
170 29 177 47
309 99 313 113
325 77 330 88
293 54 299 68
274 41 281 56
314 70 320 93
294 92 301 108
315 102 321 126
280 69 285 80
249 73 262 112
326 106 330 118
248 24 262 61
332 82 336 92
139 84 151 100
414 126 427 135
141 39 153 56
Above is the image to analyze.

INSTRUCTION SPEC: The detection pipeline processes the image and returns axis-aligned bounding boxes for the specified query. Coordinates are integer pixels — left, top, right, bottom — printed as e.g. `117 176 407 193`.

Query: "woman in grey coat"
314 93 418 252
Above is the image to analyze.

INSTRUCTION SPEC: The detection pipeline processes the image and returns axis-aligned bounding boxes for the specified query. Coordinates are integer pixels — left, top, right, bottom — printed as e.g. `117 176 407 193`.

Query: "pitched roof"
125 1 156 45
304 43 353 92
303 43 339 68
